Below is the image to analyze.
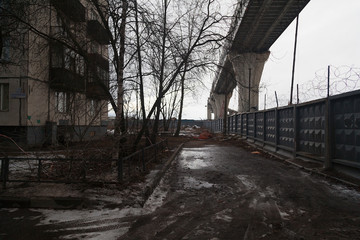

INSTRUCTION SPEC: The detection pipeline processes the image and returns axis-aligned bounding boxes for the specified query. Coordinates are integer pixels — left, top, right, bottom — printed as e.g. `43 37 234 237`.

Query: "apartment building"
0 0 110 146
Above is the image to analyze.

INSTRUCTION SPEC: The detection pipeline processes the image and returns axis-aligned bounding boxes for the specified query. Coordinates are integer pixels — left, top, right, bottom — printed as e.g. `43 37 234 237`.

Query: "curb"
142 143 185 206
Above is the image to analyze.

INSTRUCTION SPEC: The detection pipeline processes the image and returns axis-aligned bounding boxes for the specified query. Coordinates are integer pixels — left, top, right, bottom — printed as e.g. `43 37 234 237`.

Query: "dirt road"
120 140 360 240
1 140 360 239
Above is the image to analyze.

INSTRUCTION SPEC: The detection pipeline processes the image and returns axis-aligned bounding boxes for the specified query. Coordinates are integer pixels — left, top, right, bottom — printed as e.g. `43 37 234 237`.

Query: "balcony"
50 68 85 92
87 20 110 45
86 82 109 100
51 0 85 22
88 53 109 71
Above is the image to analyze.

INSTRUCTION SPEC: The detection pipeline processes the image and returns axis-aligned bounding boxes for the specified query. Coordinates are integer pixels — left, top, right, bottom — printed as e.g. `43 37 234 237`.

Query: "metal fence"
0 140 167 188
204 90 360 171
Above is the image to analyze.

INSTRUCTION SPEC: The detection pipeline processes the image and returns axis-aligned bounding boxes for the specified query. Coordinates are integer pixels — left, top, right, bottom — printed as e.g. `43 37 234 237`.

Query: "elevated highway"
208 0 310 120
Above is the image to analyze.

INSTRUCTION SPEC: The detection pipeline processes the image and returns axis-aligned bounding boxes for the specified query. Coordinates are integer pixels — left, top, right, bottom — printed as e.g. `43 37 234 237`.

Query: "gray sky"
182 0 360 119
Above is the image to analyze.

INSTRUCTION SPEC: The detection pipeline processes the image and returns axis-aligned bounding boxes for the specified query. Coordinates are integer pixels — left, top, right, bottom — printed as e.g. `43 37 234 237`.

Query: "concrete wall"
204 90 360 179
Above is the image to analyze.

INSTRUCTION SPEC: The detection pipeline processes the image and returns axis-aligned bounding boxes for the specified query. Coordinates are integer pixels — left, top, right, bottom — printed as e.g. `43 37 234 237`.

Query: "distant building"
0 0 109 146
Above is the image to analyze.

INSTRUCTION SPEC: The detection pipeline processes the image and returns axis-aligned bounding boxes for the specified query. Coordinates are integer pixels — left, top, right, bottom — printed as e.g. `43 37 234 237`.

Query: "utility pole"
290 15 299 105
248 68 251 111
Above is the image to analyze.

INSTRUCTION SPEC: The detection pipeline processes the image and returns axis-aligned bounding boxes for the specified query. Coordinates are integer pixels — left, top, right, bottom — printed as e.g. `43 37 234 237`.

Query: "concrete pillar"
229 52 270 112
211 93 232 120
207 98 213 120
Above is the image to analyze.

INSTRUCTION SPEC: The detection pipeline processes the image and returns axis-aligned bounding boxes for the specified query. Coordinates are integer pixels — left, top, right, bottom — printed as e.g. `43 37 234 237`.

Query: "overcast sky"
182 0 360 119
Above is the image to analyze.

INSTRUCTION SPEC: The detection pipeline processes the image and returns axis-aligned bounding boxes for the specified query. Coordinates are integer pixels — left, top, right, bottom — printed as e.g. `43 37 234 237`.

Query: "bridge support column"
211 93 232 120
207 99 213 120
230 51 270 112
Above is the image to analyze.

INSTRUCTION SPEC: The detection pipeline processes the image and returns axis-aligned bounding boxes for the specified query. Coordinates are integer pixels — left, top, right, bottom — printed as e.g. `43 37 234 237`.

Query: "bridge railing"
205 89 360 172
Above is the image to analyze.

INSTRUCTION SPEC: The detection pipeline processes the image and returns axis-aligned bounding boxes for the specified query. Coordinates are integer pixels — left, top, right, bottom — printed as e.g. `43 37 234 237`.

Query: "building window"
90 41 100 54
0 83 9 111
76 55 85 76
51 45 63 68
1 38 10 62
55 91 68 113
64 48 76 72
89 99 98 116
98 67 108 84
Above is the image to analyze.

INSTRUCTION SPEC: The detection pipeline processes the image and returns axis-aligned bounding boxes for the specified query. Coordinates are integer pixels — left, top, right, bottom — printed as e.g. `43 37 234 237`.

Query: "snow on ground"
143 177 169 212
179 148 212 169
180 156 209 169
182 176 214 189
28 164 173 239
236 175 256 190
214 209 233 223
35 207 146 225
325 181 360 200
61 227 130 240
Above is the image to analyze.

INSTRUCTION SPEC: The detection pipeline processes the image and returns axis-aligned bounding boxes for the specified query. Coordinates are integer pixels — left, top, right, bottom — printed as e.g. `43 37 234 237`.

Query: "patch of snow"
236 175 256 190
180 157 209 170
214 209 233 223
145 169 160 185
0 208 18 213
106 129 115 135
265 186 277 198
143 178 169 212
182 176 214 189
327 183 360 200
249 198 258 209
35 207 145 225
60 227 129 240
179 148 214 170
297 209 306 215
274 202 290 220
33 207 146 240
278 210 290 220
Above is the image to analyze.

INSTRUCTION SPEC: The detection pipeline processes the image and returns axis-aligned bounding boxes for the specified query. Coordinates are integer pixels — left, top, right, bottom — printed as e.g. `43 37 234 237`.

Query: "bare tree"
130 0 230 148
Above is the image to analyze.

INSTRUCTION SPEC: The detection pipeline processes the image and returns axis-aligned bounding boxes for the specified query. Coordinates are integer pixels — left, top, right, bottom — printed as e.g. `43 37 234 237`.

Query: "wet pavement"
1 140 360 239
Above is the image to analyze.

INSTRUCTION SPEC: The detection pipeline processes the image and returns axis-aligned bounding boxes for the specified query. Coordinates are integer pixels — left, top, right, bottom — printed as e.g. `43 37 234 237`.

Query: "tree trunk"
114 0 128 157
134 0 151 144
174 66 187 136
150 0 168 144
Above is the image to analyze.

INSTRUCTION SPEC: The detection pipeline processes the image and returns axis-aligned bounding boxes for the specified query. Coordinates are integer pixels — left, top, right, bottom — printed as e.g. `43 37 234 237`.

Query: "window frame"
55 91 69 113
0 83 10 112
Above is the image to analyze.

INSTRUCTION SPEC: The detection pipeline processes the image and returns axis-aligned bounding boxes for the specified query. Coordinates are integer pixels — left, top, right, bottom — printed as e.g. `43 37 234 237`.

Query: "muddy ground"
1 138 360 239
118 140 360 240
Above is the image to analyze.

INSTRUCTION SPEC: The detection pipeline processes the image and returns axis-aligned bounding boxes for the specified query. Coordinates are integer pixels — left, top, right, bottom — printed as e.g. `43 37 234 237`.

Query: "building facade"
0 0 110 146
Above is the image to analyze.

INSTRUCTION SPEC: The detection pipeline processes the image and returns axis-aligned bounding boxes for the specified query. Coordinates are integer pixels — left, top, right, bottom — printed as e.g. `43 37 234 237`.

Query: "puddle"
179 148 214 169
181 157 210 169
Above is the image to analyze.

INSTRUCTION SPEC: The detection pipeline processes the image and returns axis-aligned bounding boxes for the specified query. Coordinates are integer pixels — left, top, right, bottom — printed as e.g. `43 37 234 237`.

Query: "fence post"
155 143 158 163
254 113 257 139
235 114 238 133
263 111 266 145
246 114 249 139
275 108 279 152
117 157 123 182
1 157 9 189
142 148 145 172
38 159 42 182
324 99 332 169
240 114 243 138
293 105 298 159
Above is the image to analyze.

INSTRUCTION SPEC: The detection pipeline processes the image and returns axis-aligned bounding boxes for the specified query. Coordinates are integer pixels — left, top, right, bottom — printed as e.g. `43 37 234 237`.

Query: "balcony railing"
51 0 85 22
50 68 85 92
86 81 109 100
88 53 109 71
87 20 110 45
